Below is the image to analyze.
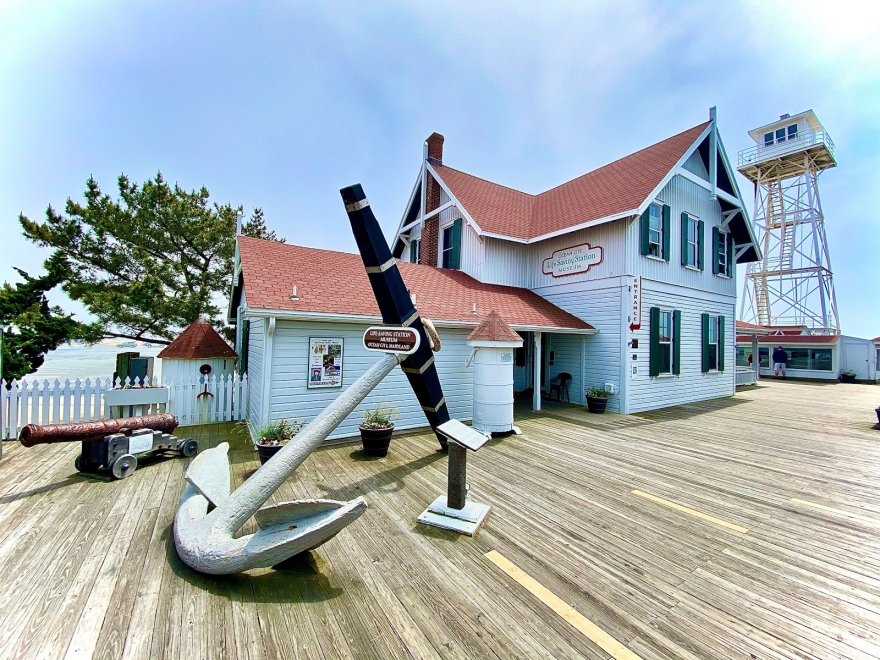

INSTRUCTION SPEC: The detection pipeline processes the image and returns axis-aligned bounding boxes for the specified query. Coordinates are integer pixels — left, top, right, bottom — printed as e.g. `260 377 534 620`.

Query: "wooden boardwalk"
1 379 879 659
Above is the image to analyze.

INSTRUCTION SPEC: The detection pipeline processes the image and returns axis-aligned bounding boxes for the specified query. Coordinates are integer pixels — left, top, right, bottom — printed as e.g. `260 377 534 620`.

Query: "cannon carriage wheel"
111 454 138 480
180 439 198 458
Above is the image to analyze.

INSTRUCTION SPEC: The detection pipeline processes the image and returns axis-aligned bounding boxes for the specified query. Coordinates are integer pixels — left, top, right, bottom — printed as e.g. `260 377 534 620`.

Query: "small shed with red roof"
158 321 237 383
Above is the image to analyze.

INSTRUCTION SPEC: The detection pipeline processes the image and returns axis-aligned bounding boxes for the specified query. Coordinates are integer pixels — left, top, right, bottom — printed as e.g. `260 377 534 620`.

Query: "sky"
1 0 878 338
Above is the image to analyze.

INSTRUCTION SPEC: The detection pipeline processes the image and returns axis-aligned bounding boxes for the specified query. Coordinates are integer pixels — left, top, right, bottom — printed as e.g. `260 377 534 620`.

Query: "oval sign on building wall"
363 327 421 355
541 242 603 277
541 243 602 277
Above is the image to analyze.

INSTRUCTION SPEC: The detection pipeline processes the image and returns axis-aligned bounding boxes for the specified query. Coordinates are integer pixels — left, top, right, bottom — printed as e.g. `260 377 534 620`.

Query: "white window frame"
440 223 454 268
685 214 699 268
648 202 664 259
658 309 674 375
707 315 720 371
717 229 730 277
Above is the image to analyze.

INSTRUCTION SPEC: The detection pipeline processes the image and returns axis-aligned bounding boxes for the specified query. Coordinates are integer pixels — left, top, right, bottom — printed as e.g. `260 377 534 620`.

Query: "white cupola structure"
158 321 238 383
466 311 523 435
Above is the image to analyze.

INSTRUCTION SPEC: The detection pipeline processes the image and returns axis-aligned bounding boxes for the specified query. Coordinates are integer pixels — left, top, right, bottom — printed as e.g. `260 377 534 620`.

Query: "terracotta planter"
359 425 393 457
256 442 283 465
586 396 609 414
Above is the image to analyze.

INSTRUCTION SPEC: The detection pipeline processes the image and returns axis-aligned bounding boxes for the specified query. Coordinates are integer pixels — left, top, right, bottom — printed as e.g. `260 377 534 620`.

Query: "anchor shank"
216 352 402 534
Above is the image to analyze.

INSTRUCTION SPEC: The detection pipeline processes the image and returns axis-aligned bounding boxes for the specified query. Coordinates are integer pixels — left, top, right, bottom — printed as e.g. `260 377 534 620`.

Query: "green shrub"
361 402 399 429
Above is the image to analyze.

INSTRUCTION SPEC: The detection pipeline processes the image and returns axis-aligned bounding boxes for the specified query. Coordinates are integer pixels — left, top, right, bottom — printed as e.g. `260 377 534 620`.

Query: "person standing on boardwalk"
772 345 788 377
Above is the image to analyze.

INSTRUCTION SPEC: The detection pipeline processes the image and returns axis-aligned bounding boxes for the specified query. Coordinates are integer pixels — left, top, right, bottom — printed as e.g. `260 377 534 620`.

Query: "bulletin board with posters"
307 337 344 389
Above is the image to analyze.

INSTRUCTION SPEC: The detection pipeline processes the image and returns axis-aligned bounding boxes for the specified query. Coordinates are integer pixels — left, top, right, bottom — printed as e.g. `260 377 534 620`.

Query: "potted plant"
358 402 399 457
839 370 857 384
585 386 614 414
254 418 302 465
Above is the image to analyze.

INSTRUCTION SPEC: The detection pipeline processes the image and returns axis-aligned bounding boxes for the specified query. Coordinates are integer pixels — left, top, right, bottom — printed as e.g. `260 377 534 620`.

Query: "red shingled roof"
467 310 523 343
434 122 709 240
158 322 237 359
237 236 593 332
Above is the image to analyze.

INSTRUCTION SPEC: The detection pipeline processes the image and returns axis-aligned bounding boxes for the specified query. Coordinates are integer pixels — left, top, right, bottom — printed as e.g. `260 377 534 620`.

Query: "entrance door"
845 342 870 380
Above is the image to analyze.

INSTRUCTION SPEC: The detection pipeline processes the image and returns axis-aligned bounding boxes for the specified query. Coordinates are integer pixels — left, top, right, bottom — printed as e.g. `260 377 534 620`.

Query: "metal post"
532 331 542 412
447 442 467 509
752 335 760 381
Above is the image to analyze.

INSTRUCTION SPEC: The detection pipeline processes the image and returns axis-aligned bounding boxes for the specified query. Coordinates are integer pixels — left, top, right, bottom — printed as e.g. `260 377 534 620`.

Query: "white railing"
735 366 757 387
738 129 835 168
1 373 248 439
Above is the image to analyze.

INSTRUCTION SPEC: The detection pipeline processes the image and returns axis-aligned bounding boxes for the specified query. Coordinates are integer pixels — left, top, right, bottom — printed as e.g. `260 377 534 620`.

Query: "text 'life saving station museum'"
230 108 761 441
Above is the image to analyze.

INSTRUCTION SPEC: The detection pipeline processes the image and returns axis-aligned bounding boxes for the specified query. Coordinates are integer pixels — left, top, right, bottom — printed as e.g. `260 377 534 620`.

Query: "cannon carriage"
19 413 197 480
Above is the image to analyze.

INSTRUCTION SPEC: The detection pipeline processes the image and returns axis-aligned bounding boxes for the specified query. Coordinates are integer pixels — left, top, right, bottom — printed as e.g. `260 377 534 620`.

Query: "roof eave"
243 307 596 334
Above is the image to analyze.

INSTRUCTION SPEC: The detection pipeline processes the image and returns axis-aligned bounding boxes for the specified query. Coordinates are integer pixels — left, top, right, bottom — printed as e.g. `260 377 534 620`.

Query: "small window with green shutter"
650 307 678 376
440 218 462 269
238 320 250 374
641 202 670 260
701 314 725 372
681 213 702 269
713 228 733 277
409 238 420 263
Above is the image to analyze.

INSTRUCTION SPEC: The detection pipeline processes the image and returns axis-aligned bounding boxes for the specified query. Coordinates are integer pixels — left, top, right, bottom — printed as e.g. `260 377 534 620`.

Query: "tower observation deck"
737 110 839 335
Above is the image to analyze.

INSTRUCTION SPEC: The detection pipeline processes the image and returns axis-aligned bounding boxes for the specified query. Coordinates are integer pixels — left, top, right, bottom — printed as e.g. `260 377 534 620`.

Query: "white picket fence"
1 374 248 439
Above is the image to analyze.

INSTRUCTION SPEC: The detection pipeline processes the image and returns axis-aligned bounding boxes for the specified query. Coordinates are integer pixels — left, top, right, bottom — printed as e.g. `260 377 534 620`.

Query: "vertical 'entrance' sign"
629 276 642 332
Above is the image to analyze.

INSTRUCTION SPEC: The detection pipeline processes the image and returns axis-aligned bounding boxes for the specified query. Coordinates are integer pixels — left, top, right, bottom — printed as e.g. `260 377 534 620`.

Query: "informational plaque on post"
362 327 420 355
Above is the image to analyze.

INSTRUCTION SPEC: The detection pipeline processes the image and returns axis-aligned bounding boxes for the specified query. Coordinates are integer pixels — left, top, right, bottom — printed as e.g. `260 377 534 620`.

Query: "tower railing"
738 129 835 168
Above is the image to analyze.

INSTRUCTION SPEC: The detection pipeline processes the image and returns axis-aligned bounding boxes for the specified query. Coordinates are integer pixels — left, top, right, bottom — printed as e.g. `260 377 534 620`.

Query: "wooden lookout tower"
737 110 839 334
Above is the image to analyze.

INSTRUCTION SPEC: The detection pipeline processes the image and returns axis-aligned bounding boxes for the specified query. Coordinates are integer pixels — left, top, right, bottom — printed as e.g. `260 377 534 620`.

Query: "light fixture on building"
290 285 300 301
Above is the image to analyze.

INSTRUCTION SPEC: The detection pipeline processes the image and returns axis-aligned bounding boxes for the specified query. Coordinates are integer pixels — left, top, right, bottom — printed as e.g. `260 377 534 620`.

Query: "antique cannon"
19 413 197 480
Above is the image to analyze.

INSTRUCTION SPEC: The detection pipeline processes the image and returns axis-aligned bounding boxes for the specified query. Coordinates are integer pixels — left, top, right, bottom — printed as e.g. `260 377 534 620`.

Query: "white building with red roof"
390 108 760 413
230 109 765 439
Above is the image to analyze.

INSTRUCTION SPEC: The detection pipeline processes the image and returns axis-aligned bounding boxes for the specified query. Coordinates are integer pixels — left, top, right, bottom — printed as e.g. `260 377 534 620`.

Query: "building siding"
546 334 584 405
267 321 475 442
528 222 627 289
683 149 709 180
535 279 624 412
631 174 737 298
626 282 735 413
246 318 265 435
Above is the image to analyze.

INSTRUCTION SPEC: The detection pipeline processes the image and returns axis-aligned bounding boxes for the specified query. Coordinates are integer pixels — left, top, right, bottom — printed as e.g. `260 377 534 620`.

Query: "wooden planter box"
104 387 170 408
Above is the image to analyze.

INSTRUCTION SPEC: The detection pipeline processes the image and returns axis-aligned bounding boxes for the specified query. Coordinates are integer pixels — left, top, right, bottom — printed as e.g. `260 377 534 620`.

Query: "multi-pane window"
810 348 832 371
685 216 699 268
759 347 770 367
717 230 730 276
658 310 673 374
706 316 719 370
648 203 663 258
440 225 453 268
763 124 798 147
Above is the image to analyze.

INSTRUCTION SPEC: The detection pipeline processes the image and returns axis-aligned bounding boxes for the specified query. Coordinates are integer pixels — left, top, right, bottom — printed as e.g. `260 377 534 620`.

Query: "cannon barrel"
19 413 179 447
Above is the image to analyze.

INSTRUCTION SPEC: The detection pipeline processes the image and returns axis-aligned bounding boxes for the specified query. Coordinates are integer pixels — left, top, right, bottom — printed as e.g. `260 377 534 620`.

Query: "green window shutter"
726 233 735 275
697 220 705 271
649 307 661 377
680 213 689 266
673 310 681 375
239 320 250 374
662 204 671 261
701 313 710 373
718 315 725 371
409 240 417 263
449 217 462 270
712 227 720 275
639 208 650 255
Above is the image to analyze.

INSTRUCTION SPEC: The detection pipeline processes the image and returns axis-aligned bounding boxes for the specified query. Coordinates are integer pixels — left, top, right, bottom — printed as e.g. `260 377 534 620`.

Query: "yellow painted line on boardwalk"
631 489 749 534
484 550 643 660
790 498 878 524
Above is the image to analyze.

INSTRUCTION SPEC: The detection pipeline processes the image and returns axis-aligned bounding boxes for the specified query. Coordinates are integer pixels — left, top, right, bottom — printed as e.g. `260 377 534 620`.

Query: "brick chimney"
421 132 444 266
426 132 444 165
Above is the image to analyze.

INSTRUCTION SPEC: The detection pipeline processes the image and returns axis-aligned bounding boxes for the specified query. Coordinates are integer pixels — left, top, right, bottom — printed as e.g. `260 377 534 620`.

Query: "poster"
308 337 343 389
